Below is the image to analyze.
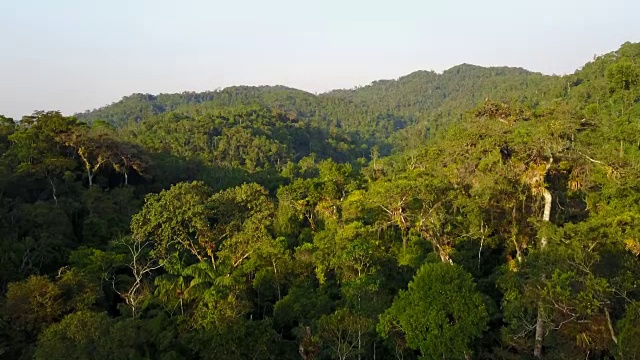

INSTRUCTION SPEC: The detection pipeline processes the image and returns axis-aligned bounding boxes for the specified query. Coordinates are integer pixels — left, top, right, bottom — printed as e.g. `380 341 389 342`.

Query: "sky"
0 0 638 119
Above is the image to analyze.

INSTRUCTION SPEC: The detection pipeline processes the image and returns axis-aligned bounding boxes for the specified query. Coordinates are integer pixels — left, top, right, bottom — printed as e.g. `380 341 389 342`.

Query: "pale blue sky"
1 0 638 119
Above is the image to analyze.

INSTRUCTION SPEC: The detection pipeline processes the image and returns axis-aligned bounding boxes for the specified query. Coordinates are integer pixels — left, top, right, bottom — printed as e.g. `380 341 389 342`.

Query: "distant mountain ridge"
74 42 639 155
75 64 556 127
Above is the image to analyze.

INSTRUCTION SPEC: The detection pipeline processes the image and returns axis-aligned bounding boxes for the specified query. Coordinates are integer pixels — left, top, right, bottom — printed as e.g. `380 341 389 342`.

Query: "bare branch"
576 150 608 167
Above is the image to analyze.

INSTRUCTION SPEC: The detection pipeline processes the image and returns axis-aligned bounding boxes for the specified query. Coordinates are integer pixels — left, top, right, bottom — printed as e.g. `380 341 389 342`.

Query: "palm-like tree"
182 259 235 300
154 254 189 315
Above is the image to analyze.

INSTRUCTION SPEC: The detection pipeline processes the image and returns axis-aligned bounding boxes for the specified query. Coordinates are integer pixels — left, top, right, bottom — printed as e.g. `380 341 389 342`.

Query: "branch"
551 315 577 330
513 314 537 338
576 150 608 167
545 154 553 173
379 204 392 215
233 251 253 268
605 308 618 344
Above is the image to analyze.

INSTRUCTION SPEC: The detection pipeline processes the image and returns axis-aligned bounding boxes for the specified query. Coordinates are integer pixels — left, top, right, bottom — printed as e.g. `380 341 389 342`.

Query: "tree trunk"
273 260 281 301
534 303 545 358
47 176 58 205
87 169 93 187
540 188 552 248
512 208 522 263
620 140 624 158
439 251 452 264
535 164 553 358
299 326 315 360
124 171 128 186
478 235 484 269
357 329 361 360
605 307 618 344
435 241 453 264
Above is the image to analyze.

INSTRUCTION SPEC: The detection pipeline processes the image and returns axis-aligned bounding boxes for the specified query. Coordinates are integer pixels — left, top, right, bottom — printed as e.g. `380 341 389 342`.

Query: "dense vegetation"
1 41 639 359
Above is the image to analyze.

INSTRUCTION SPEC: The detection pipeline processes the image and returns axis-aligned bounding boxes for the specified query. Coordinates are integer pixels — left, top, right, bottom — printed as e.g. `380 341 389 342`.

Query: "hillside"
76 63 563 154
326 64 555 111
1 42 640 360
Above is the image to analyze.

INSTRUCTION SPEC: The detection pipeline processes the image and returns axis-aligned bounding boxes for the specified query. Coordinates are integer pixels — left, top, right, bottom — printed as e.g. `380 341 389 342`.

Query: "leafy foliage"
1 42 640 359
379 263 488 359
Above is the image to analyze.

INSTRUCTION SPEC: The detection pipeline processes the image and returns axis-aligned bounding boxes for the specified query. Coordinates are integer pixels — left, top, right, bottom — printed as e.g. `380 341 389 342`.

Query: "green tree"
8 111 77 203
379 263 488 359
131 181 214 262
34 311 111 360
318 308 373 360
618 301 640 359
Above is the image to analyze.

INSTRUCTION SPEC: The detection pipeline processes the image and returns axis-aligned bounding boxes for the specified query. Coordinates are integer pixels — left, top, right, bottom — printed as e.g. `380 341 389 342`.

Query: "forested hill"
1 42 640 360
75 63 561 154
77 64 552 126
325 64 552 111
76 85 317 127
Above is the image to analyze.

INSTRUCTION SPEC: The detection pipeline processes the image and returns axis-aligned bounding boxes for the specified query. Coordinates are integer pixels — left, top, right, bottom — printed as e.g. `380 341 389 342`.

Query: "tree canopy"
2 42 640 359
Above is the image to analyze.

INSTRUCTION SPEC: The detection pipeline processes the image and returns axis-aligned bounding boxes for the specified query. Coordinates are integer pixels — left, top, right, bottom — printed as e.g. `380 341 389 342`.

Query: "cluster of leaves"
1 42 640 360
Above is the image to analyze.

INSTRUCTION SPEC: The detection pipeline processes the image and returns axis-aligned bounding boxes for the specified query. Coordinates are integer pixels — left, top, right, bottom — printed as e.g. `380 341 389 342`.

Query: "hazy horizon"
1 0 638 119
